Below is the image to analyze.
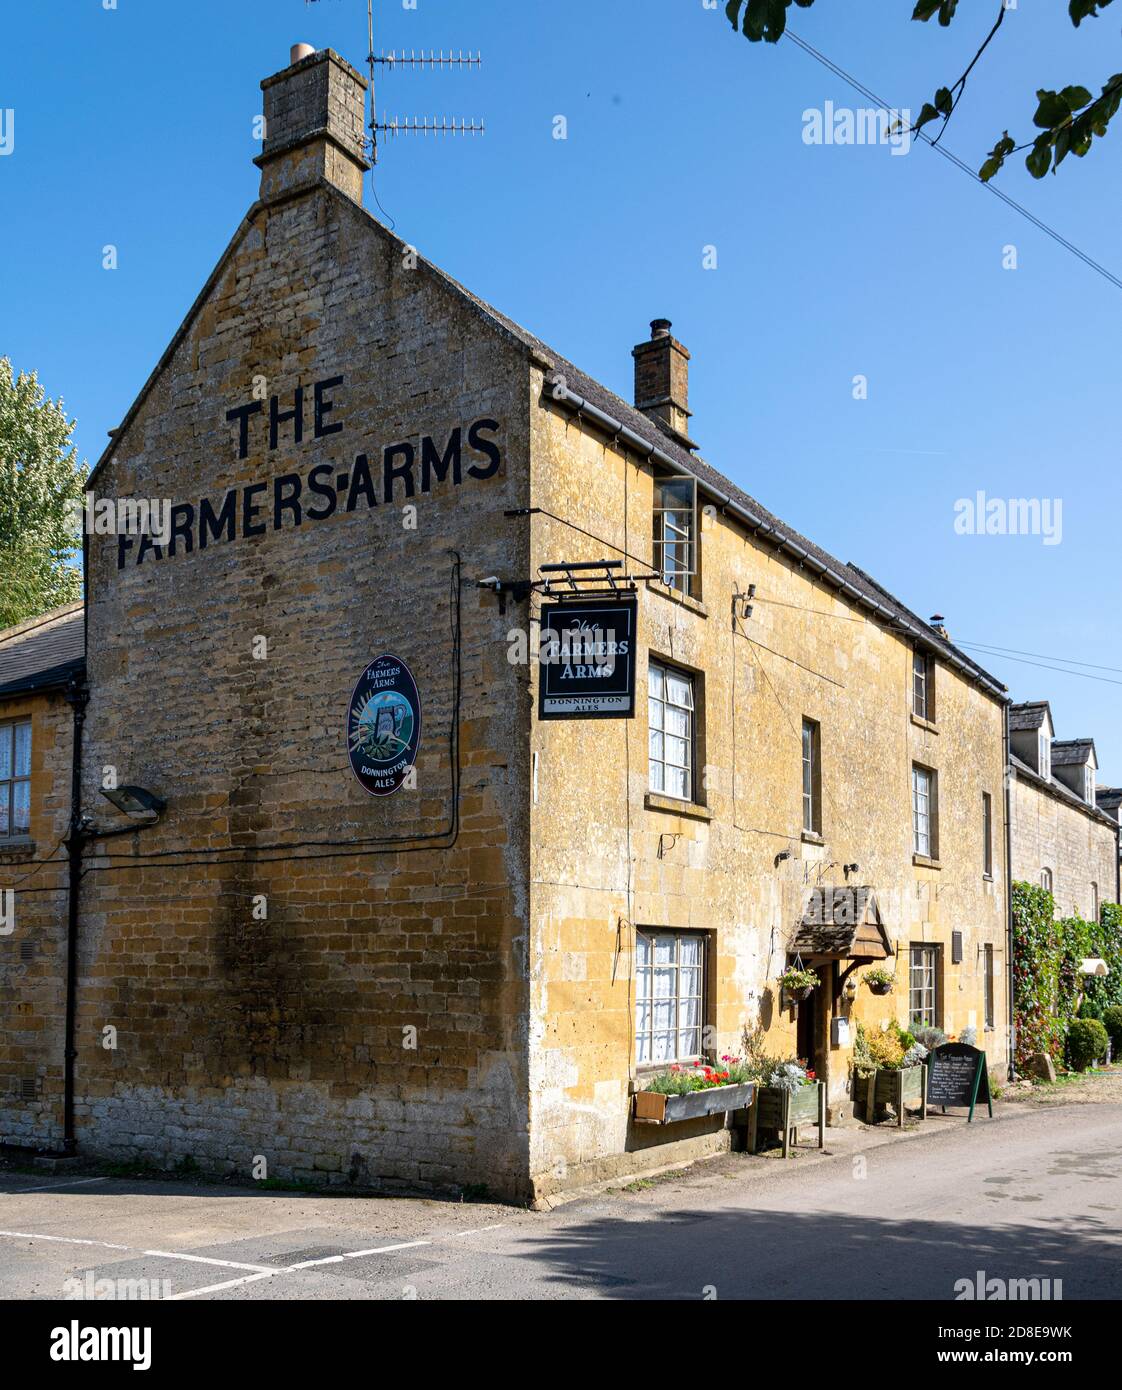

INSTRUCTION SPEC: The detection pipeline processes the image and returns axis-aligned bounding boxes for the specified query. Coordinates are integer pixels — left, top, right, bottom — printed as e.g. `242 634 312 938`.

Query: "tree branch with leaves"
725 0 1122 182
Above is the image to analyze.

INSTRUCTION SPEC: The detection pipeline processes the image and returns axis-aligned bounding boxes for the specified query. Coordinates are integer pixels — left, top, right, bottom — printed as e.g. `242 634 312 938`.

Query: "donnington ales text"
114 373 502 568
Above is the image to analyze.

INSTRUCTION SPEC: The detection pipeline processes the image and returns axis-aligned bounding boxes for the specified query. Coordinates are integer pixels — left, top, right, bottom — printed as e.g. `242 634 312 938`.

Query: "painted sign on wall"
347 655 422 796
538 598 637 720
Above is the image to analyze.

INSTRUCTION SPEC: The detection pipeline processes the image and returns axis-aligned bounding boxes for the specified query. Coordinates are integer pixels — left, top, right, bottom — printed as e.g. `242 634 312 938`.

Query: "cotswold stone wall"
1010 775 1118 920
0 683 73 1149
78 181 534 1198
525 373 1010 1198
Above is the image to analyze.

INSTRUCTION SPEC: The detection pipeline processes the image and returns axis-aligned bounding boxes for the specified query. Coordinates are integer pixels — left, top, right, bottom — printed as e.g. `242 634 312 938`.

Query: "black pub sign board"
926 1042 993 1122
538 598 637 720
347 655 422 796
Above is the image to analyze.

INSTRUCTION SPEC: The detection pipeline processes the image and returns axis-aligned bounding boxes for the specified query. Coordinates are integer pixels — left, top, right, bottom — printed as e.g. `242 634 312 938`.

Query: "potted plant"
633 1056 756 1125
778 966 819 1002
851 1022 928 1126
864 966 896 996
748 1061 825 1157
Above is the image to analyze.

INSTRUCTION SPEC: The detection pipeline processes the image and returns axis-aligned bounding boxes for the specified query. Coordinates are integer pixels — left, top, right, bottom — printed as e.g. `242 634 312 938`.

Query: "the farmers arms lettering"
116 375 501 569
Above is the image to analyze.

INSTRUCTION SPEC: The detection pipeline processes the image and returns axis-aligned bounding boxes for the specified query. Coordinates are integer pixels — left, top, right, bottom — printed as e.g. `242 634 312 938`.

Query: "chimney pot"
291 43 316 65
633 319 695 448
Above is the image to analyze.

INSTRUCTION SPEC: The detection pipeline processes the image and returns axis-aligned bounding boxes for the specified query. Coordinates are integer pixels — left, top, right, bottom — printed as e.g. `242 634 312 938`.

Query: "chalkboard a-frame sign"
538 598 637 720
925 1042 993 1122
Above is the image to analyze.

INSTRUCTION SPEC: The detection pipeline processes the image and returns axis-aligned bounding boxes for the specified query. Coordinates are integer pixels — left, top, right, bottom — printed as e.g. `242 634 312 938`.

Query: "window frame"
0 717 33 842
634 928 708 1068
908 943 943 1029
648 659 697 803
982 791 993 878
1041 866 1053 893
1092 882 1099 921
912 763 938 859
801 717 821 835
652 470 697 597
984 943 995 1030
1038 733 1051 780
912 649 934 722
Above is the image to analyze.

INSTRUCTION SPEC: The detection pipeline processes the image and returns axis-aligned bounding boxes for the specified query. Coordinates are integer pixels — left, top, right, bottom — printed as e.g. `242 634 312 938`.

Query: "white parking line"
4 1177 109 1194
0 1230 276 1273
0 1225 502 1300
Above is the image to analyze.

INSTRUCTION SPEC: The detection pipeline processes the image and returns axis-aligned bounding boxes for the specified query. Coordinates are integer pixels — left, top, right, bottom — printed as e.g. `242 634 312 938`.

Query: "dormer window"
1085 767 1096 807
1038 734 1051 780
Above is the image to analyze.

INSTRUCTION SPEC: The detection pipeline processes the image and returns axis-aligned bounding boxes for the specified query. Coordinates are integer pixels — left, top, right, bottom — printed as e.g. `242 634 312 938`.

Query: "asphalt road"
1 1099 1119 1300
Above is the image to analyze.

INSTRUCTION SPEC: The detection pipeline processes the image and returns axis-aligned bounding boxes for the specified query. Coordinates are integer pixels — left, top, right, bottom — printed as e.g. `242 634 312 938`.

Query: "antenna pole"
367 0 377 166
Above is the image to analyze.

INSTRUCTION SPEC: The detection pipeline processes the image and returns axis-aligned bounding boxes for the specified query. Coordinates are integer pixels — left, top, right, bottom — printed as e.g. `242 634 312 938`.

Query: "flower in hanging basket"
779 966 819 999
864 966 896 996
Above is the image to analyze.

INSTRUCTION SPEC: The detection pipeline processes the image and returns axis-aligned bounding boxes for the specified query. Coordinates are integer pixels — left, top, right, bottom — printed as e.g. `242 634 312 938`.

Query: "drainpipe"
1003 702 1016 1083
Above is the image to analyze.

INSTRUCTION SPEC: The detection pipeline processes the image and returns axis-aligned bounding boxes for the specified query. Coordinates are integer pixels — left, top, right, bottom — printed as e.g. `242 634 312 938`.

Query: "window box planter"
853 1065 927 1126
633 1081 755 1126
747 1082 825 1157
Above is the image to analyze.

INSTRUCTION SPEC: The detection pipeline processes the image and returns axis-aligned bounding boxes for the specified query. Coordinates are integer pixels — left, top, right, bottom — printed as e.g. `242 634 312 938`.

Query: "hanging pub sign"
538 597 637 720
925 1042 993 1122
347 654 421 796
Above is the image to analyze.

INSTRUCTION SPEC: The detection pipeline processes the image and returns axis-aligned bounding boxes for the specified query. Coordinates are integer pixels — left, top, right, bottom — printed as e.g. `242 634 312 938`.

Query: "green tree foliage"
1066 1017 1108 1071
0 358 87 630
725 0 1122 183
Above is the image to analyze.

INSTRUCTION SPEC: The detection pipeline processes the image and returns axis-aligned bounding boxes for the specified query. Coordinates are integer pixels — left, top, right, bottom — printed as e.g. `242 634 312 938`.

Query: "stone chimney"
254 46 370 204
632 319 694 448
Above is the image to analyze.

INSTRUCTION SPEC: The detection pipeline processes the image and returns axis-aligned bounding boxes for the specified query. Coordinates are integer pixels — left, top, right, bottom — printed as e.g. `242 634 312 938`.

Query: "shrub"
1067 1018 1109 1072
910 1024 947 1051
1101 1005 1122 1054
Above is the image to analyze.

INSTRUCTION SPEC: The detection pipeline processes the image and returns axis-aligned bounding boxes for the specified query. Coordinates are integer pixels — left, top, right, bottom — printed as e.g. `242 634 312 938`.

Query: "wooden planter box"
633 1081 756 1126
853 1065 927 1126
748 1082 825 1157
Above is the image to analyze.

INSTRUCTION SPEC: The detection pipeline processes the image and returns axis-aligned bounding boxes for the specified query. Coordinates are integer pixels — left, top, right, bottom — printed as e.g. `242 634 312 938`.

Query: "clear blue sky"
3 0 1119 777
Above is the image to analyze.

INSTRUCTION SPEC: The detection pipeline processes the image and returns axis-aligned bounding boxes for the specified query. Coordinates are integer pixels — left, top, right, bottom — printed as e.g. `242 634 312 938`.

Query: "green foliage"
778 965 819 993
1101 1005 1122 1053
1012 884 1121 1069
1066 1017 1109 1071
864 966 896 989
1082 902 1122 1015
852 1020 919 1077
725 0 815 45
0 358 87 629
724 0 1121 184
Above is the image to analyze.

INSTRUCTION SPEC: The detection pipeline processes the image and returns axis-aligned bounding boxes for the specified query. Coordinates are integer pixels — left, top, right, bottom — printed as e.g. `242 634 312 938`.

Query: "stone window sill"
913 853 942 870
644 792 712 822
645 578 708 618
0 838 36 862
910 713 940 735
801 830 825 846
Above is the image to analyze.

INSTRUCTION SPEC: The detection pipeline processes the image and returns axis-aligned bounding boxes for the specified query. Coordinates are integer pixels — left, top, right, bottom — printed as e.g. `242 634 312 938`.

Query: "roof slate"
1010 702 1051 732
1051 739 1096 767
0 604 85 698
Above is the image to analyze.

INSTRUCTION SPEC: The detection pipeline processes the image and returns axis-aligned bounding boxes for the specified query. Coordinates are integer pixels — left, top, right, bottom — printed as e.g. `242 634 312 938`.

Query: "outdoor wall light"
99 785 167 819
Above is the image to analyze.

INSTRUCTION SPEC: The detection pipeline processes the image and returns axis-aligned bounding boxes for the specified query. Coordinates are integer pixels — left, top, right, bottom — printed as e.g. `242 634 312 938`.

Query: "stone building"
0 602 84 1147
1008 701 1120 918
1 46 1018 1201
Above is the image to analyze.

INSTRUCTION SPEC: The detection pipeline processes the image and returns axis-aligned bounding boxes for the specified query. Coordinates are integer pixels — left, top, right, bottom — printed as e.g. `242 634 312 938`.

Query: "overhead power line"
784 28 1122 294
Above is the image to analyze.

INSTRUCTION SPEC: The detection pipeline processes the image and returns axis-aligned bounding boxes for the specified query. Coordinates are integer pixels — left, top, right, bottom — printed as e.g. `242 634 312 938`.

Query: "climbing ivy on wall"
1081 902 1122 1016
1012 883 1122 1067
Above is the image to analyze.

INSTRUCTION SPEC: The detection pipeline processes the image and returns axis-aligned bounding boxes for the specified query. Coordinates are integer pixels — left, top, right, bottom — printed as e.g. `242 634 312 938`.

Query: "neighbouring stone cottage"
1008 701 1120 918
1 46 1023 1202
